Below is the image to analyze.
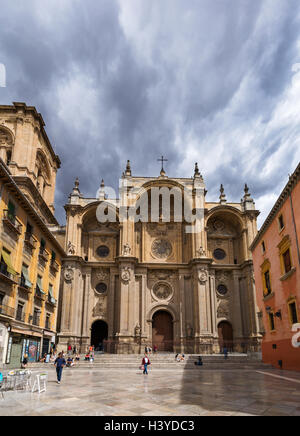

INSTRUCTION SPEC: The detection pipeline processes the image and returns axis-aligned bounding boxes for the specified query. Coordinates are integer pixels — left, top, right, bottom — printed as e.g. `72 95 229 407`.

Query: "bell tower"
0 102 61 223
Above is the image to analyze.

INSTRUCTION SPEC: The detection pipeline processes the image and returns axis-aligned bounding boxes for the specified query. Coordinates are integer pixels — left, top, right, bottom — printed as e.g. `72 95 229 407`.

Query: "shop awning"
1 250 18 275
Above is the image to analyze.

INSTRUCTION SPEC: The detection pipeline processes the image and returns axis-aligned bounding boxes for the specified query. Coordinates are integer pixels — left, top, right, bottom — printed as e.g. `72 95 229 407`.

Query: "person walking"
54 352 66 384
22 354 28 369
142 354 151 375
223 347 228 360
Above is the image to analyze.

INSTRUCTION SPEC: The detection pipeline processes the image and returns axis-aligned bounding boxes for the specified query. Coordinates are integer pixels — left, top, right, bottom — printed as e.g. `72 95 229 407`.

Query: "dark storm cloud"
0 0 300 225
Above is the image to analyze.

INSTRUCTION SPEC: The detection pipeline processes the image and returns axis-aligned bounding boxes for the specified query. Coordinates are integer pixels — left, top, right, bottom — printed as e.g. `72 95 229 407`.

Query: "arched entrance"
91 320 108 351
152 310 174 352
218 321 234 352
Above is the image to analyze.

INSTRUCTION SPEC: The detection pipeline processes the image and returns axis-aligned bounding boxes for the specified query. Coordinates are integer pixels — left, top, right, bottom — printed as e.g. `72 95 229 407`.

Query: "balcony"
50 259 59 274
46 295 57 307
24 232 37 251
0 304 15 318
2 210 22 235
38 248 49 264
18 276 33 294
35 287 46 301
0 262 18 284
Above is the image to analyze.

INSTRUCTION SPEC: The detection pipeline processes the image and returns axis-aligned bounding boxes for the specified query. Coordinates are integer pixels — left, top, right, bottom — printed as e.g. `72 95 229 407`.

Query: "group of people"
175 353 185 362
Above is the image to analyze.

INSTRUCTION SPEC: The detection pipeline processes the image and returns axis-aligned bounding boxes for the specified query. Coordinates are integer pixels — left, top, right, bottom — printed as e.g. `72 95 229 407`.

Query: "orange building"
251 162 300 371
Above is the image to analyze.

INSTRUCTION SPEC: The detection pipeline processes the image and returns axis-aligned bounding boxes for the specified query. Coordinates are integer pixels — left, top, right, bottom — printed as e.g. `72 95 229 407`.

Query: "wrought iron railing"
3 210 22 234
0 262 17 282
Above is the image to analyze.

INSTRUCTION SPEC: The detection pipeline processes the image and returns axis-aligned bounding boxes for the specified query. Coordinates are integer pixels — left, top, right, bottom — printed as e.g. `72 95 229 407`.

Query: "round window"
217 284 228 296
96 246 110 258
213 248 226 260
95 282 108 294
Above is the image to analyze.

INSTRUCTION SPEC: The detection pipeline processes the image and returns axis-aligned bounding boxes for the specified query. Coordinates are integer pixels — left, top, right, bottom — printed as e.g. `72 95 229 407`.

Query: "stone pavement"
1 366 300 416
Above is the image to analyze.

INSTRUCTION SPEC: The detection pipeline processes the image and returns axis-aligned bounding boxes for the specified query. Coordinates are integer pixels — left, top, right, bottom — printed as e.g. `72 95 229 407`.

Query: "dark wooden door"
91 320 108 351
218 321 233 352
152 311 173 352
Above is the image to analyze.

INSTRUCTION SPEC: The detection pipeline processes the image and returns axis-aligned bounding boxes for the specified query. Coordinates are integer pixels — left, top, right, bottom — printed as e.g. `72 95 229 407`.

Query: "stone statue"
67 241 76 255
123 243 131 256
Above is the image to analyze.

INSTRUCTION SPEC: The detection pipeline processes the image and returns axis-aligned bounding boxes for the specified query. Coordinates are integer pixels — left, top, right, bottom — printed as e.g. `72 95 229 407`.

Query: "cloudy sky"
0 0 300 226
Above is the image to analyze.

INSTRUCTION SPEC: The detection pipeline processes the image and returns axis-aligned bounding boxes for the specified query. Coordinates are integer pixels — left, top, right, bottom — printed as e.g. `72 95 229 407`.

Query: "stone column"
232 270 244 341
81 268 91 351
116 257 136 352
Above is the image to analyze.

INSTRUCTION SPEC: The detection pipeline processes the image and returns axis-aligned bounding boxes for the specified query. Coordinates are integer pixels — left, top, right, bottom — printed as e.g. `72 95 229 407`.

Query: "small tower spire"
219 184 227 204
242 183 255 210
125 160 132 177
98 179 105 200
71 177 80 195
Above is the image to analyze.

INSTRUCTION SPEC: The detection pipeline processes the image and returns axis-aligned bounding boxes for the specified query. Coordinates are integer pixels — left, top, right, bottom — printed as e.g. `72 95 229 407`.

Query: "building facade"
0 103 64 367
251 163 300 371
56 162 261 354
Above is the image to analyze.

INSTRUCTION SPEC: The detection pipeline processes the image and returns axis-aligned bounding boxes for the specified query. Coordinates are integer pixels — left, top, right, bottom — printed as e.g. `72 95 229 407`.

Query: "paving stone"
1 367 299 416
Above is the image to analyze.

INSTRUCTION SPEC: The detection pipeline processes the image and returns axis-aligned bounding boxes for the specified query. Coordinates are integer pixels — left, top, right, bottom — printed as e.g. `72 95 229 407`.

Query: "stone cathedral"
55 160 261 354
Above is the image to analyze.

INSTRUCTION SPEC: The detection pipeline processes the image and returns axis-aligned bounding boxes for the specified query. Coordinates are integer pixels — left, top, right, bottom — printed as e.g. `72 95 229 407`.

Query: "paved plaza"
1 366 300 416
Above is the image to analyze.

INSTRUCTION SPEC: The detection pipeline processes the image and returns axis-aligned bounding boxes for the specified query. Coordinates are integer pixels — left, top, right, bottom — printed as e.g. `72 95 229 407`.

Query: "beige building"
0 103 64 367
56 162 261 354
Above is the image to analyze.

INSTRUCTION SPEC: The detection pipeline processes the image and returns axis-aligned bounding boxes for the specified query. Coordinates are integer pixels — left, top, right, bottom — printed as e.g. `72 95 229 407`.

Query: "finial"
242 183 255 210
194 162 200 177
71 177 80 196
98 179 105 200
244 183 250 197
125 160 132 177
219 184 227 204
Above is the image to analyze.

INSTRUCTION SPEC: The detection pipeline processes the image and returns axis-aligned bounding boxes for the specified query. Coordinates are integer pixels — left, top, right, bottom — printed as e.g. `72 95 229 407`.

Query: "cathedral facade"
56 161 262 354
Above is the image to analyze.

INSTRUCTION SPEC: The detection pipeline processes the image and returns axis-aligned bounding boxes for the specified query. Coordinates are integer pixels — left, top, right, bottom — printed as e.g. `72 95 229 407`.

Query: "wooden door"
152 311 173 352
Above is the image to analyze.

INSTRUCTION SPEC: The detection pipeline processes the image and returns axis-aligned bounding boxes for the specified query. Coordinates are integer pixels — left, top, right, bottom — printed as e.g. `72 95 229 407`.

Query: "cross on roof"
157 155 168 174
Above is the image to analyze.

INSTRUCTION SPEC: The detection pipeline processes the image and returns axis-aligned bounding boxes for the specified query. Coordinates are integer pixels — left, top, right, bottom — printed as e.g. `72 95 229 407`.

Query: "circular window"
96 246 110 258
213 248 226 260
152 239 172 259
95 282 108 294
153 282 173 300
217 284 228 296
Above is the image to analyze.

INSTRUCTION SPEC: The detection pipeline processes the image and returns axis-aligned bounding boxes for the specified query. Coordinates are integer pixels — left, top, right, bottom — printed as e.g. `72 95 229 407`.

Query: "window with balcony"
2 201 22 235
24 222 37 251
283 249 292 274
39 239 49 263
20 264 32 291
278 235 295 280
35 275 46 300
47 284 56 305
0 248 18 283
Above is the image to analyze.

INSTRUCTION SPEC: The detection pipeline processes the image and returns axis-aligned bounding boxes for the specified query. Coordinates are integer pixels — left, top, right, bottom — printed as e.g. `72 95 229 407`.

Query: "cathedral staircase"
25 353 272 371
